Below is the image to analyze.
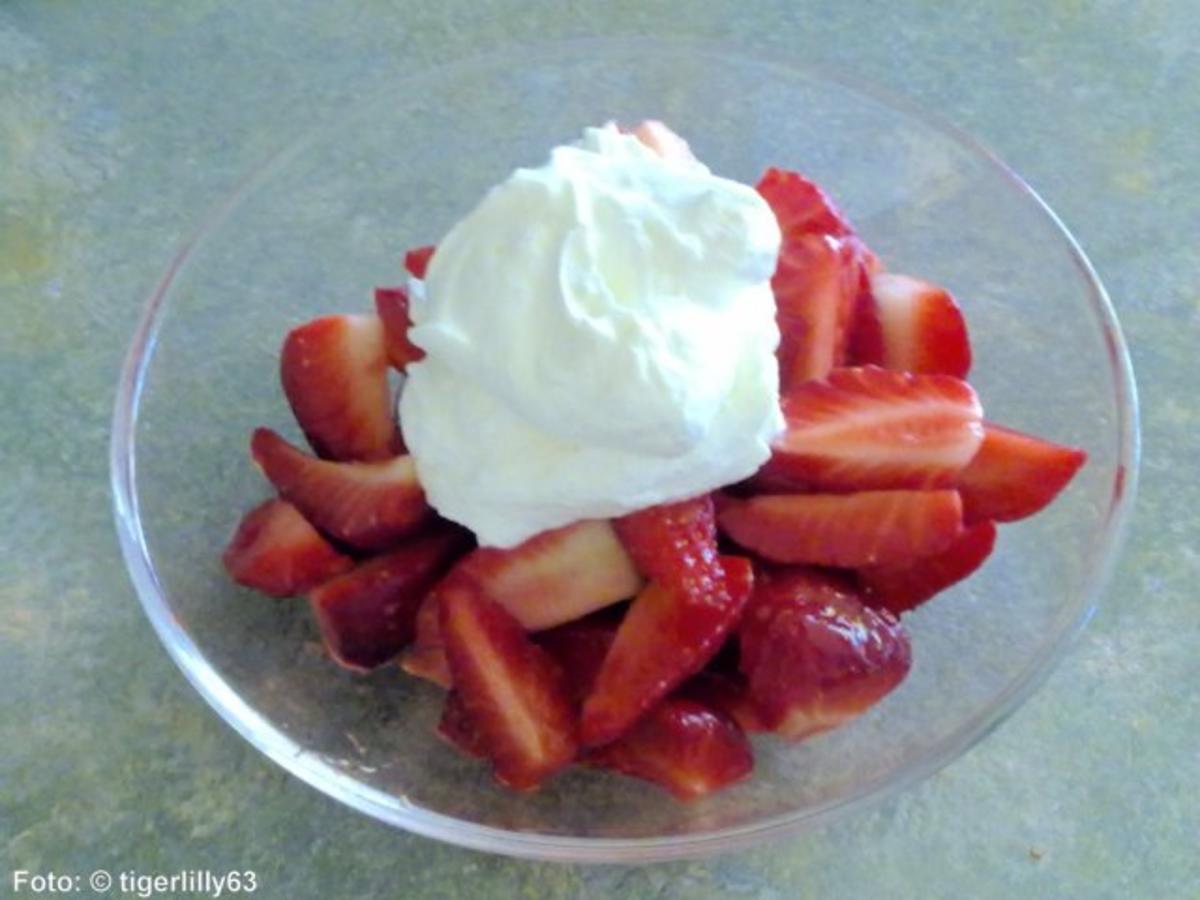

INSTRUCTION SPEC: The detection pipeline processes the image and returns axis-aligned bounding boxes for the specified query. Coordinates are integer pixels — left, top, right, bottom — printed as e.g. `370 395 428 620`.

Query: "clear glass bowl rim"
109 37 1140 863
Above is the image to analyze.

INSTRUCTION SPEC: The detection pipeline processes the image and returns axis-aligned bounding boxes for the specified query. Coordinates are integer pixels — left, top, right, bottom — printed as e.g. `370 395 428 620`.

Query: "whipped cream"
400 124 784 547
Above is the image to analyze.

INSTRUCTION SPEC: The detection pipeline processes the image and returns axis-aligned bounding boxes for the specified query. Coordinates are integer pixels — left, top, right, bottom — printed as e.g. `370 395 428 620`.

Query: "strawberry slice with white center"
251 427 431 552
859 519 997 615
584 697 754 800
280 314 398 462
309 523 471 671
955 423 1087 524
439 577 578 790
739 567 911 740
755 167 855 238
850 272 972 378
580 554 754 747
373 287 425 371
757 365 984 492
716 489 963 568
222 499 353 597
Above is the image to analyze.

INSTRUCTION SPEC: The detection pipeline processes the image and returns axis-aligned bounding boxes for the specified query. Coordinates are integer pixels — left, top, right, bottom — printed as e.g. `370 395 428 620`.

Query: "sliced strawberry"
436 690 488 759
404 244 435 280
739 567 911 740
308 524 471 671
280 314 398 462
535 618 618 703
850 272 971 378
251 428 431 552
222 499 352 597
453 520 642 631
613 495 722 599
439 578 578 790
679 671 769 734
860 519 997 615
758 366 984 492
373 287 425 371
585 697 753 800
716 489 963 568
956 423 1088 524
755 167 854 238
580 555 754 747
398 590 452 688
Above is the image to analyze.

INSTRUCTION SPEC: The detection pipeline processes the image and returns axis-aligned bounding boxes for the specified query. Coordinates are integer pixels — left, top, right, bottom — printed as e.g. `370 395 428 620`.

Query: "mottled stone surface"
1 1 1196 897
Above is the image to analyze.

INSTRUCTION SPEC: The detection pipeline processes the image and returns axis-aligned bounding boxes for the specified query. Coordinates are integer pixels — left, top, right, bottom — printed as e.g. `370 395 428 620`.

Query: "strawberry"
439 577 578 790
860 519 997 615
279 314 398 462
716 489 963 568
755 167 854 238
309 524 471 671
452 520 643 631
956 423 1087 524
404 244 435 280
757 366 984 492
373 287 425 371
584 697 753 800
580 555 754 747
251 428 431 552
679 671 768 734
398 591 452 688
436 690 488 759
613 495 722 599
739 567 911 740
849 272 971 378
535 618 618 703
222 499 352 597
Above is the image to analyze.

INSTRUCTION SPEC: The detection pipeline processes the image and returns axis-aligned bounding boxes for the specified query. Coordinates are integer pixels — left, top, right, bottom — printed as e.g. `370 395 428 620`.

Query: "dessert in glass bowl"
221 121 1085 800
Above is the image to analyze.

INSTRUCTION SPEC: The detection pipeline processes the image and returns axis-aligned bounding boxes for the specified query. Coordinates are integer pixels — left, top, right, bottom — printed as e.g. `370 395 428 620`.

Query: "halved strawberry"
613 495 722 599
280 314 398 462
757 366 984 492
436 690 488 759
755 167 854 238
679 671 768 734
739 567 911 740
398 590 452 688
452 520 643 631
956 423 1087 523
580 555 754 747
584 697 753 800
222 499 352 597
849 272 972 378
251 428 431 551
439 578 578 790
404 244 435 280
373 287 425 371
860 520 997 615
309 524 471 671
716 490 963 568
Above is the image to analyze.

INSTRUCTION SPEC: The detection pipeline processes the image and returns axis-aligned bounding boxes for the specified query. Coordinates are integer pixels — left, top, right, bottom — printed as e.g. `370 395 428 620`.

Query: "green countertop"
2 1 1196 897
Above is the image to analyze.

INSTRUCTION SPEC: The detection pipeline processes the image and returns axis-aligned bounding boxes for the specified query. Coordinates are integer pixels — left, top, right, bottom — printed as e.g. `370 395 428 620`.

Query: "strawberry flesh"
280 314 398 462
439 578 578 790
404 244 436 280
373 287 425 371
251 427 431 552
309 524 471 670
850 272 972 378
436 690 489 759
956 423 1087 524
739 567 911 740
614 495 722 599
716 489 964 568
222 499 352 597
860 519 997 615
398 589 453 688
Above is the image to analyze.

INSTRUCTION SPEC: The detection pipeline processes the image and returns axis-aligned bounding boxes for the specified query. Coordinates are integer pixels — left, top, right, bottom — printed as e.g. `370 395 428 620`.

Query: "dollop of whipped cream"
400 124 784 547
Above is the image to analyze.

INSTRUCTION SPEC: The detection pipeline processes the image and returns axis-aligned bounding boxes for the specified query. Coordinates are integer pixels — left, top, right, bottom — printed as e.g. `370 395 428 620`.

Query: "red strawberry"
398 591 452 688
536 618 618 703
757 366 984 492
860 519 997 615
739 567 911 740
436 690 488 759
850 272 971 378
716 490 963 568
585 697 753 800
251 428 431 552
309 524 471 671
439 577 578 790
956 423 1087 524
613 495 722 598
580 555 754 747
280 314 398 462
373 287 425 371
404 244 435 280
755 167 854 238
222 499 353 597
679 671 769 734
453 520 642 631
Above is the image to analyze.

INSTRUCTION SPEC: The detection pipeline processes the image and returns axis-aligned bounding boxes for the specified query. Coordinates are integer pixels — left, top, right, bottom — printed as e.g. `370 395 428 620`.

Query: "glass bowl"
110 38 1138 863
